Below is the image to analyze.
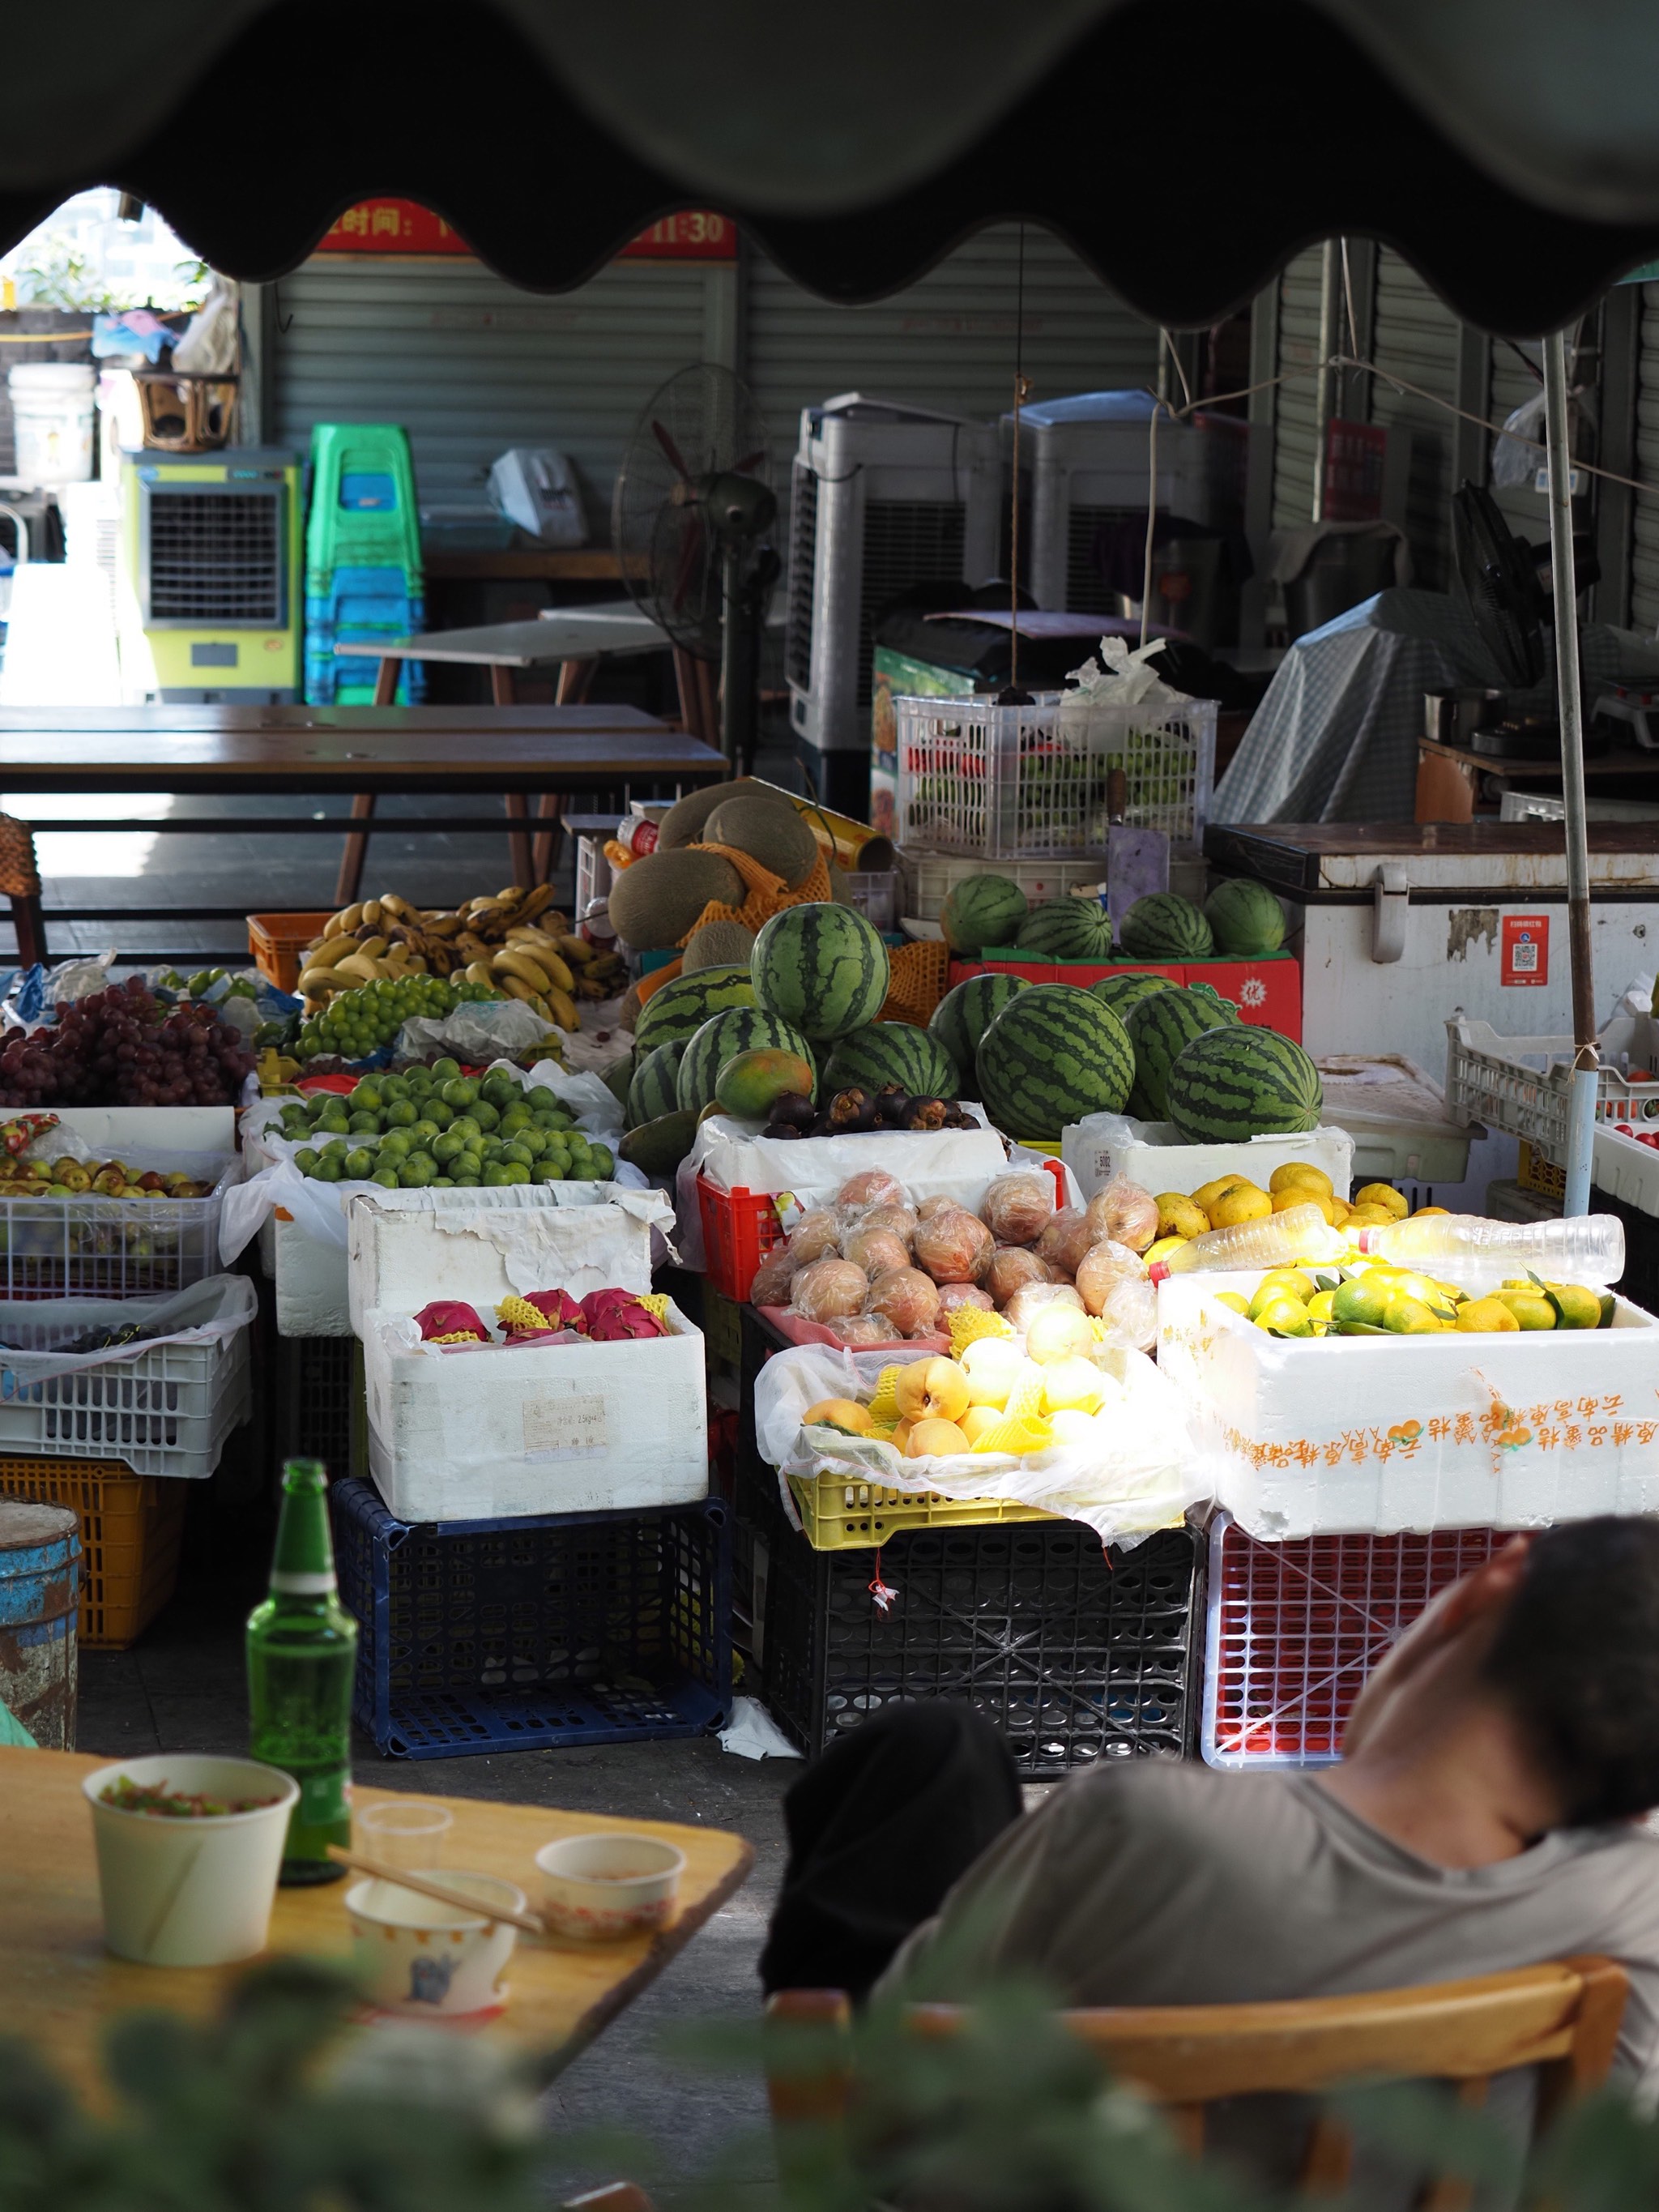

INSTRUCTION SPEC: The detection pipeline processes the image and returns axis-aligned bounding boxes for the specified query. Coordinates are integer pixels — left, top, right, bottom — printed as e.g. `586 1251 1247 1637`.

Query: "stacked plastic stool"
304 423 425 705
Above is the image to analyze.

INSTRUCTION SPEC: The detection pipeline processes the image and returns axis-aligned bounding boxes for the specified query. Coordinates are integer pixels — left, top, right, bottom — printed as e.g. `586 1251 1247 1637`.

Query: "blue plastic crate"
304 649 425 707
331 1478 732 1760
306 570 424 631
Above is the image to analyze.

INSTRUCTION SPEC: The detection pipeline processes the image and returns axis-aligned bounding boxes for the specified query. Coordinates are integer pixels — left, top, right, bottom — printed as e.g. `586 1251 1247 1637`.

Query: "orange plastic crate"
0 1457 186 1648
248 911 333 993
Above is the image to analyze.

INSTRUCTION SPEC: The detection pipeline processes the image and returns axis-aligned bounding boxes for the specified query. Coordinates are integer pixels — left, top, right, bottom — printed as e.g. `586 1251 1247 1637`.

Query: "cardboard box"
1158 1268 1659 1538
1064 1114 1354 1204
948 955 1302 1040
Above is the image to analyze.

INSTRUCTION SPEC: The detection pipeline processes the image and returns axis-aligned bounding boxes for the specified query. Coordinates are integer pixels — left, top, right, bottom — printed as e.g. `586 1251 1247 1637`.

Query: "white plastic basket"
899 850 1107 924
893 692 1217 859
0 1154 238 1300
0 1275 254 1477
1445 1014 1659 1166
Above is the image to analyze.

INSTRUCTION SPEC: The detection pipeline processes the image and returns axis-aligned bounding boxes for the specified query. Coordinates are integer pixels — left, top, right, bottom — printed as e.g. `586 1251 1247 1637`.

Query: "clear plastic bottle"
1358 1211 1626 1283
1152 1202 1342 1279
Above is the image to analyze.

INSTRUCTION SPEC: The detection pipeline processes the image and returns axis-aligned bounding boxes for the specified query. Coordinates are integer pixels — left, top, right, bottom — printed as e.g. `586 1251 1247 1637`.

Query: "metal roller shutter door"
269 256 716 512
1486 339 1548 550
1270 247 1324 531
1369 252 1461 588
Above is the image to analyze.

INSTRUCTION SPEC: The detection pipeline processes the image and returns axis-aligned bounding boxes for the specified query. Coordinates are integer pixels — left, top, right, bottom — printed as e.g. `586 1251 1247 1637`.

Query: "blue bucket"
0 1500 80 1749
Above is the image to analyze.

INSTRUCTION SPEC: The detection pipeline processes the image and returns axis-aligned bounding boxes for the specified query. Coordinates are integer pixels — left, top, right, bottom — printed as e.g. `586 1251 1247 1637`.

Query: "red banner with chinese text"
316 202 736 261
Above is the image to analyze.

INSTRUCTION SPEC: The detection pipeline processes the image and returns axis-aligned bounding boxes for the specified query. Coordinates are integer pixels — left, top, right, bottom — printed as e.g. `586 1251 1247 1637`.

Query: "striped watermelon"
1205 878 1286 956
1089 971 1178 1023
975 986 1134 1141
678 1008 817 1115
626 1040 686 1129
821 1023 957 1101
1125 987 1238 1121
1015 899 1115 960
633 965 754 1056
940 874 1028 954
750 903 889 1041
1166 1026 1324 1140
929 972 1028 1087
1118 892 1214 960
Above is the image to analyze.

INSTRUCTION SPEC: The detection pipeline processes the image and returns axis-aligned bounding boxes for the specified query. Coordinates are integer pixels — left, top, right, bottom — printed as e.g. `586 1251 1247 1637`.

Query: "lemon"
1269 1161 1333 1201
1496 1289 1556 1331
1354 1182 1410 1219
1346 1205 1394 1228
1258 1267 1317 1304
1155 1192 1210 1240
1332 1278 1391 1330
1144 1234 1189 1266
1272 1186 1337 1223
1210 1185 1273 1229
1544 1282 1601 1331
1253 1294 1313 1337
1412 1205 1451 1217
1456 1296 1520 1334
1382 1295 1442 1334
1192 1174 1254 1211
1306 1289 1336 1325
1213 1290 1251 1314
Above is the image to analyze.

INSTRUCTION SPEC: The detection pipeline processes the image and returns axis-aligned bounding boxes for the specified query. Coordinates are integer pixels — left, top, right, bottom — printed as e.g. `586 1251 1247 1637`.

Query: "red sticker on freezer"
1502 913 1549 986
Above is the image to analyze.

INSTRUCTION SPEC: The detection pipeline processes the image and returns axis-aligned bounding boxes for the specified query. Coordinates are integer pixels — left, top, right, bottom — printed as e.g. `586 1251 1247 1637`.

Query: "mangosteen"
827 1086 876 1131
770 1091 819 1132
808 1113 837 1138
762 1121 803 1141
874 1087 911 1128
901 1096 949 1130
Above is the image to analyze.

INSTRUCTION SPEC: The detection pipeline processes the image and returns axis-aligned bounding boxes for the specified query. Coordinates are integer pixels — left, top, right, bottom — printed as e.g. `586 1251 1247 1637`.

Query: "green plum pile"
274 1060 615 1188
294 975 497 1064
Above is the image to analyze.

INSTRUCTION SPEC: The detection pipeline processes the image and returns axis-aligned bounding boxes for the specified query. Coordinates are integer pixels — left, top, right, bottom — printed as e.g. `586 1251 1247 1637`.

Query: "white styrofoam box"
50 1106 237 1155
900 850 1107 924
360 1299 706 1521
690 1117 1011 1208
347 1183 671 1337
1064 1114 1353 1203
1158 1267 1659 1539
1593 1123 1659 1216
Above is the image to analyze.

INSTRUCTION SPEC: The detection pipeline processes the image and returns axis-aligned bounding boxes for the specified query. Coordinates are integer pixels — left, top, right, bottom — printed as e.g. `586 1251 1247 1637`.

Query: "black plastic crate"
1595 1183 1659 1314
332 1476 732 1759
275 1334 355 1478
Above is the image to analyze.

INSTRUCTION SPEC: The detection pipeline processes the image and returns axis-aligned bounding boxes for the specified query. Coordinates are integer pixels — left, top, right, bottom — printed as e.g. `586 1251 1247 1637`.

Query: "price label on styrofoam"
522 1391 609 1459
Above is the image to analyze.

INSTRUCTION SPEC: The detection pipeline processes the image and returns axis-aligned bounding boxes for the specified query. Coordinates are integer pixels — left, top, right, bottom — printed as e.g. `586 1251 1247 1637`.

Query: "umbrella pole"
1542 327 1597 1216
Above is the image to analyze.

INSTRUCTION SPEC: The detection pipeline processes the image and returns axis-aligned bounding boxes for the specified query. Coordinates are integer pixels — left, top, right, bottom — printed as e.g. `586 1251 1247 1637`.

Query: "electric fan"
612 364 779 772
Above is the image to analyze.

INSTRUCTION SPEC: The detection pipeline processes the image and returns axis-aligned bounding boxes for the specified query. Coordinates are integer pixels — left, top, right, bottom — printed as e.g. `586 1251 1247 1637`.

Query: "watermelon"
633 965 754 1056
1206 878 1286 957
940 874 1028 955
678 1008 817 1115
1118 892 1214 960
1166 1026 1324 1141
975 986 1134 1141
750 903 889 1041
1014 899 1115 960
625 1040 686 1129
929 972 1028 1087
821 1023 957 1102
1124 987 1238 1121
1090 971 1178 1023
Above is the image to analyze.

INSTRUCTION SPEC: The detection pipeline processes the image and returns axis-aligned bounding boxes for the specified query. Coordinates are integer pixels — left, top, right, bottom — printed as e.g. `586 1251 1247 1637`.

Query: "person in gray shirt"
762 1518 1659 2094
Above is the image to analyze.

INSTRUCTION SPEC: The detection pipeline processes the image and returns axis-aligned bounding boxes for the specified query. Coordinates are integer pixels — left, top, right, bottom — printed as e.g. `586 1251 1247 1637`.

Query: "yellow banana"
464 960 497 989
307 933 360 969
330 902 364 935
546 986 579 1031
497 885 526 906
554 933 594 965
498 942 573 993
491 947 553 992
361 899 383 928
424 913 463 938
354 934 388 960
519 885 556 921
334 953 385 986
296 965 346 997
379 892 413 918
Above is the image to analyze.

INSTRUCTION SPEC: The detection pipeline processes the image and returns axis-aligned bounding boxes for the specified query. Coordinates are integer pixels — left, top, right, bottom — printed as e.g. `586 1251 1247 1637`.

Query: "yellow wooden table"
0 1749 754 2099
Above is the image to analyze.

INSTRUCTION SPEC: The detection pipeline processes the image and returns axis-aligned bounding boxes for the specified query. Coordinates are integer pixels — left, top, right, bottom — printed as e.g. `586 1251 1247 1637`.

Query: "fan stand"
719 544 781 774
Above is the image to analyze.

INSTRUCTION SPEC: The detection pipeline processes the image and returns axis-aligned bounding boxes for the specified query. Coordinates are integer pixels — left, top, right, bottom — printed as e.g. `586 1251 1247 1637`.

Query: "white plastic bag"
0 1273 256 1390
753 1342 1206 1548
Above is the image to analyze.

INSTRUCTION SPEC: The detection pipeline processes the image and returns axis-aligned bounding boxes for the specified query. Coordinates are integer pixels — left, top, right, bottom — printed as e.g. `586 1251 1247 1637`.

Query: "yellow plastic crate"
787 1468 1056 1550
0 1456 185 1647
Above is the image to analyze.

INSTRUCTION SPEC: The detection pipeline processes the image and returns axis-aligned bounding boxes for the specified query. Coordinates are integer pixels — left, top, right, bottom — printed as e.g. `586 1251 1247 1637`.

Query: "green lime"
344 1147 376 1180
532 1162 565 1183
482 1163 512 1186
503 1163 531 1185
385 1101 416 1128
431 1058 461 1083
372 1169 399 1189
431 1132 463 1164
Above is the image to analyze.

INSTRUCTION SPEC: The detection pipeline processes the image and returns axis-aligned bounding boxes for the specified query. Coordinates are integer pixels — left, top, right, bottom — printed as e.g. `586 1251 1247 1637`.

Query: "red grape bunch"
0 977 257 1108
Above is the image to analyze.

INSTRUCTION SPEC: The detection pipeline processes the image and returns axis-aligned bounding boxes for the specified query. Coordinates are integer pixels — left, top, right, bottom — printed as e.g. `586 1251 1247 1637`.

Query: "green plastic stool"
305 424 423 593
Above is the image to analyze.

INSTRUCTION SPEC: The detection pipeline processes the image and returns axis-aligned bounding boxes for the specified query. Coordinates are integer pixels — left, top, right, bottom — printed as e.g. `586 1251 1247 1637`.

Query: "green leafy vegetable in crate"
276 1061 613 1188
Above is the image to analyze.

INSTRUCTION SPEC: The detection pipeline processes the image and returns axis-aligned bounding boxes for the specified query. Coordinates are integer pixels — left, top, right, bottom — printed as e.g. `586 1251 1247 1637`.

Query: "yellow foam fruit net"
429 1330 485 1346
678 841 833 946
949 1306 1014 1359
973 1415 1056 1456
637 1292 672 1326
496 1296 545 1334
867 1365 903 1422
1004 1365 1047 1424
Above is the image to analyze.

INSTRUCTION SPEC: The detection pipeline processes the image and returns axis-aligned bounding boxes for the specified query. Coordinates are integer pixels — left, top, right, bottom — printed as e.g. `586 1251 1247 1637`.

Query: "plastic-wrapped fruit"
1040 1355 1106 1416
916 1194 960 1222
1025 1301 1098 1364
864 1265 943 1339
859 1202 918 1245
984 1245 1054 1307
803 1398 874 1434
893 1356 970 1423
791 1257 869 1322
1075 1236 1149 1317
1003 1279 1086 1334
914 1205 994 1284
960 1405 1004 1445
1084 1177 1160 1256
787 1208 842 1266
842 1224 911 1278
838 1168 905 1214
1036 1207 1098 1278
824 1313 903 1347
962 1335 1026 1407
906 1416 970 1459
979 1172 1055 1248
937 1281 996 1316
749 1246 800 1307
1094 1274 1158 1352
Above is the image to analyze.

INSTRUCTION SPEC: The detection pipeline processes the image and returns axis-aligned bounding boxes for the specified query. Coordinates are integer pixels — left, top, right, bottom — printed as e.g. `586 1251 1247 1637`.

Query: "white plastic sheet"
753 1342 1205 1548
0 1272 257 1390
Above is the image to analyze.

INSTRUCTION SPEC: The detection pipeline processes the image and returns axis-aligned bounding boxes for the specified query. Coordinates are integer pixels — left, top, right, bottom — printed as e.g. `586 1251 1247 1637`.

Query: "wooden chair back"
766 1958 1627 2207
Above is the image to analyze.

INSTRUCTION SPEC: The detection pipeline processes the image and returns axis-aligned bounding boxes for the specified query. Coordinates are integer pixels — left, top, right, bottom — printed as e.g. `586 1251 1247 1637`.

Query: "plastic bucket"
8 364 96 485
0 1498 79 1747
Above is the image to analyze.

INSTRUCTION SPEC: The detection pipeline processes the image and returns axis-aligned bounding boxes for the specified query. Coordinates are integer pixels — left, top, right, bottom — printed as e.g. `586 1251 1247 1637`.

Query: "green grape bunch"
294 975 496 1065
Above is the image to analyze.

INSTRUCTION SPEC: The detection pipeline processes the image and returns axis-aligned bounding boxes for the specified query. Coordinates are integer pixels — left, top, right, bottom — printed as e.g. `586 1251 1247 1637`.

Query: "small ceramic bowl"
535 1832 686 1941
344 1871 525 2018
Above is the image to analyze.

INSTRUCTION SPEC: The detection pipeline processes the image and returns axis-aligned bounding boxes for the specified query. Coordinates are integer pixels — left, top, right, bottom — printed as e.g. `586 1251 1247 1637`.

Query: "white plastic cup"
8 364 96 486
83 1753 299 1966
535 1832 685 1941
356 1798 453 1869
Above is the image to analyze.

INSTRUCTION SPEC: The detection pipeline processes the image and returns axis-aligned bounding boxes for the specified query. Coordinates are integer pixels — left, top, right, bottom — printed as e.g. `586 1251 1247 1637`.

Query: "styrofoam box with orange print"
1157 1268 1659 1540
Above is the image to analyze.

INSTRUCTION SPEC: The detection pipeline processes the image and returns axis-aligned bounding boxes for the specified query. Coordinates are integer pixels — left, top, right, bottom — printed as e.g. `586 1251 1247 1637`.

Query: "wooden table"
0 704 727 934
0 1748 753 2101
1416 735 1659 824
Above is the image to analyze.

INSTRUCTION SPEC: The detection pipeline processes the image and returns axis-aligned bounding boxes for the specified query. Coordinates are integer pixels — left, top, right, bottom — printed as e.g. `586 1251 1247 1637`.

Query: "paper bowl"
83 1753 299 1967
534 1832 685 1941
345 1871 524 2017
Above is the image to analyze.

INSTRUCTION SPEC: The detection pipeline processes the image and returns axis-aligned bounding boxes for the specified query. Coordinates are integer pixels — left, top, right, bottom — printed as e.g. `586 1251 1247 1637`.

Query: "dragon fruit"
414 1300 490 1344
580 1287 667 1341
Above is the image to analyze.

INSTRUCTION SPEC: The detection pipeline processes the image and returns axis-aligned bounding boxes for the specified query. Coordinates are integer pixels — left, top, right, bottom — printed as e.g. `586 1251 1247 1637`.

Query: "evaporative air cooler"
115 448 301 702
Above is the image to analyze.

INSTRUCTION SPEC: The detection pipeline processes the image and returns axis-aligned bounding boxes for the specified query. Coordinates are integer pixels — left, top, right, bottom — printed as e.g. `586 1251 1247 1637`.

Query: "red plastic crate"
697 1173 787 1300
947 954 1302 1042
1201 1515 1503 1767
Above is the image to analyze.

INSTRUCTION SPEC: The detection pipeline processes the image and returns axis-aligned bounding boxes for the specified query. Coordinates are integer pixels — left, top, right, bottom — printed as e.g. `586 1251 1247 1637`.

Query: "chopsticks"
326 1845 547 1936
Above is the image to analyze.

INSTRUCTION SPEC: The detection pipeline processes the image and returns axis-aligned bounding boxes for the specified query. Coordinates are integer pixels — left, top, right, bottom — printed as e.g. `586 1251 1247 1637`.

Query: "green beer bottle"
247 1458 357 1885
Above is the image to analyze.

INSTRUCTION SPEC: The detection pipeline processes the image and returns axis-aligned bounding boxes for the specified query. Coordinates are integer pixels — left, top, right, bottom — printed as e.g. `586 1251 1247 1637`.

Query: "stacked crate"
303 423 425 705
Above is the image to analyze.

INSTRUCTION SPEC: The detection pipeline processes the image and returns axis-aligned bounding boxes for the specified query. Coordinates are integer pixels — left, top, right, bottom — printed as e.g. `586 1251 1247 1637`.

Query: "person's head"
1343 1517 1659 1829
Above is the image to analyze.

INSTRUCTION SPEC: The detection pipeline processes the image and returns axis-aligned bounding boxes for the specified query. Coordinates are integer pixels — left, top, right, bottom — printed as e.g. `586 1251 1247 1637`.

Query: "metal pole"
1543 327 1598 1216
1311 239 1340 523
